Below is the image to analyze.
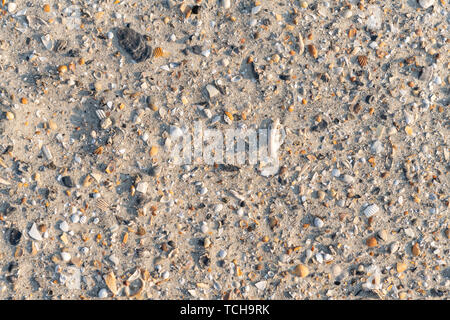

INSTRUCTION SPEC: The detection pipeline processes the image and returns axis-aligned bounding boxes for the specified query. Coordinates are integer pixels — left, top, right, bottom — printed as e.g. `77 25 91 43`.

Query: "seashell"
366 237 378 247
298 34 305 55
317 190 326 201
418 0 434 9
390 242 399 254
96 199 109 211
229 189 245 201
116 27 152 62
53 39 67 53
378 229 388 241
364 204 379 218
206 84 220 99
222 0 231 9
61 251 71 262
293 264 309 278
307 44 318 59
231 75 242 82
342 174 355 184
331 168 341 177
42 145 53 160
153 47 163 58
412 243 420 256
371 140 384 154
419 66 433 82
255 280 266 290
100 118 112 129
357 55 368 67
268 118 283 158
28 223 43 241
95 109 106 120
104 271 118 295
41 34 52 50
314 217 324 228
396 262 407 273
348 28 357 38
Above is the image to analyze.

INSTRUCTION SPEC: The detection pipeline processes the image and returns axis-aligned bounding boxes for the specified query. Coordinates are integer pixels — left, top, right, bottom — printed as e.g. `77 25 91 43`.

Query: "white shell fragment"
222 0 231 10
98 288 108 298
314 217 324 228
363 204 379 218
42 145 53 160
7 3 17 14
136 182 148 194
60 221 70 232
61 252 71 262
260 119 284 177
255 281 267 290
298 34 305 55
206 84 220 99
371 140 384 154
41 34 53 50
28 223 43 241
418 0 434 9
341 174 355 184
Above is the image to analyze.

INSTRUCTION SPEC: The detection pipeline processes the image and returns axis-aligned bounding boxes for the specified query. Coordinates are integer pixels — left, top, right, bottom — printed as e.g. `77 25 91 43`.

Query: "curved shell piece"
364 204 379 218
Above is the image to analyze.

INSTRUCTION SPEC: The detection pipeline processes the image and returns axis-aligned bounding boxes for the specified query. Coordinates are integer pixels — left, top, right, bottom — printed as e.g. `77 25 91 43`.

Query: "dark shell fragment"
9 228 22 246
116 27 152 62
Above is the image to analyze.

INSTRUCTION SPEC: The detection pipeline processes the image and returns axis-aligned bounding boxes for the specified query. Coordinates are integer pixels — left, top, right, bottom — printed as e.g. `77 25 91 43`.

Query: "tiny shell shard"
104 271 118 295
42 145 53 160
308 44 318 59
116 27 152 62
366 237 378 247
298 34 305 55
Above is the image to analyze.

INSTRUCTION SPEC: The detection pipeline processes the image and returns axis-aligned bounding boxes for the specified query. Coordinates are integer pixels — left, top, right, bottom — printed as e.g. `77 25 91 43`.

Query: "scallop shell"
357 55 368 67
363 204 379 218
95 109 106 120
153 47 164 58
96 199 109 211
116 27 152 62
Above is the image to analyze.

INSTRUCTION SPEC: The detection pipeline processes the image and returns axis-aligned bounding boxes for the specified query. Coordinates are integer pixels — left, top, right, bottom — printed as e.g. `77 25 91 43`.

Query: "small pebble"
218 249 227 259
62 176 75 188
314 217 324 228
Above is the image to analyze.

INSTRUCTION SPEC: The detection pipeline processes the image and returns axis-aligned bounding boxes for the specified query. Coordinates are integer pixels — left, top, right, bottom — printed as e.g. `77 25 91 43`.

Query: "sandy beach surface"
0 0 448 300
